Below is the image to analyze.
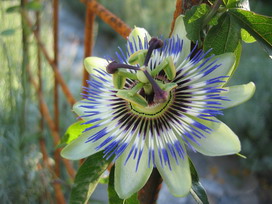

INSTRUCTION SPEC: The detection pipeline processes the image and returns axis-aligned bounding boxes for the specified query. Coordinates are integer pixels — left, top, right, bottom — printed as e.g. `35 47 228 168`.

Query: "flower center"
106 37 177 109
130 91 173 117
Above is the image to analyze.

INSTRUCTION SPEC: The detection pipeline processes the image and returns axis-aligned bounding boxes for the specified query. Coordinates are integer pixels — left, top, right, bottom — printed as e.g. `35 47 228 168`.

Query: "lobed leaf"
204 13 241 55
223 0 250 10
228 9 272 58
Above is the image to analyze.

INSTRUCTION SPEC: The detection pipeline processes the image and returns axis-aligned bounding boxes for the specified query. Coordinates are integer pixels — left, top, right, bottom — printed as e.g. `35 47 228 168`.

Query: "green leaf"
108 166 139 204
204 13 241 55
70 152 110 204
25 1 42 11
184 4 211 43
6 5 21 13
189 159 209 204
223 0 250 10
0 29 16 36
228 9 272 58
241 28 256 43
59 121 90 148
188 5 210 24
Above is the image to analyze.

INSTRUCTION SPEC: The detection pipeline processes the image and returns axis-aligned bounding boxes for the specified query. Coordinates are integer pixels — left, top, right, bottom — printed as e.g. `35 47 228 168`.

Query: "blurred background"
0 0 272 203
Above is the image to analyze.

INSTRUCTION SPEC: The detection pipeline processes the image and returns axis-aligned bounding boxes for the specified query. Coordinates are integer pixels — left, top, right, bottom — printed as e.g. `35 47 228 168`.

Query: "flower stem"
138 168 163 204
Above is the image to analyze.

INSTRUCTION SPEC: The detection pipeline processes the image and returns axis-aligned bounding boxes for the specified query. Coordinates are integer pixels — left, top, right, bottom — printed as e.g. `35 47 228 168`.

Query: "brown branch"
81 0 132 39
26 65 76 179
35 0 48 168
52 0 61 186
82 1 96 89
169 0 183 37
169 0 203 36
35 2 44 136
184 0 202 11
36 5 55 202
22 13 76 106
138 168 163 204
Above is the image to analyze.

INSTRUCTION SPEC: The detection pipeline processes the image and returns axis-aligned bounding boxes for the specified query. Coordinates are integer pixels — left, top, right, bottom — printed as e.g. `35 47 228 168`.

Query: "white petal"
155 145 191 197
84 56 108 76
198 53 236 84
221 82 256 109
128 27 151 50
73 100 90 120
190 117 241 156
115 144 152 199
61 126 106 160
171 15 191 64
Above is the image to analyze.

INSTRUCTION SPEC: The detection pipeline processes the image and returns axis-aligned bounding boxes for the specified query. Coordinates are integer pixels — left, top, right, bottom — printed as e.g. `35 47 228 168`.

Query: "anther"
144 37 164 66
106 61 140 74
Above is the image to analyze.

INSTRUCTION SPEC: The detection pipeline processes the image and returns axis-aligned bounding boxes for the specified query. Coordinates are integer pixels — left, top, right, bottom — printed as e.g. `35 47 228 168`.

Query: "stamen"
144 37 163 66
143 70 168 103
106 61 140 74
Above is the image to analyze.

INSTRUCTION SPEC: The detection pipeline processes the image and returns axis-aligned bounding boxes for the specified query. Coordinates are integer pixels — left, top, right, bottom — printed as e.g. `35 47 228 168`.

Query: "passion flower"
61 16 255 198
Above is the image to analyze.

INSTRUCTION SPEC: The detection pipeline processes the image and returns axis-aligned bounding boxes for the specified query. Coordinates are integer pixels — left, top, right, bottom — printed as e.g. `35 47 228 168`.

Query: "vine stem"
202 0 223 27
138 168 163 204
22 12 76 106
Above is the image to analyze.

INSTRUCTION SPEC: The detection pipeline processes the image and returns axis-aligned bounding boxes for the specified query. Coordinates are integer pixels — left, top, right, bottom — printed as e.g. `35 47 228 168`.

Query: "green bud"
128 27 151 48
137 70 149 83
143 83 152 95
84 57 108 76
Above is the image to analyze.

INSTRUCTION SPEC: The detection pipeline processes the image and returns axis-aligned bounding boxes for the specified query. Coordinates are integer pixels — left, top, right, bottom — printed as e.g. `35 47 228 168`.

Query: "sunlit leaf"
189 159 209 204
223 0 250 10
184 4 210 43
188 4 210 24
59 121 90 148
70 152 110 204
108 166 139 204
229 9 272 58
241 28 256 43
99 176 109 184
